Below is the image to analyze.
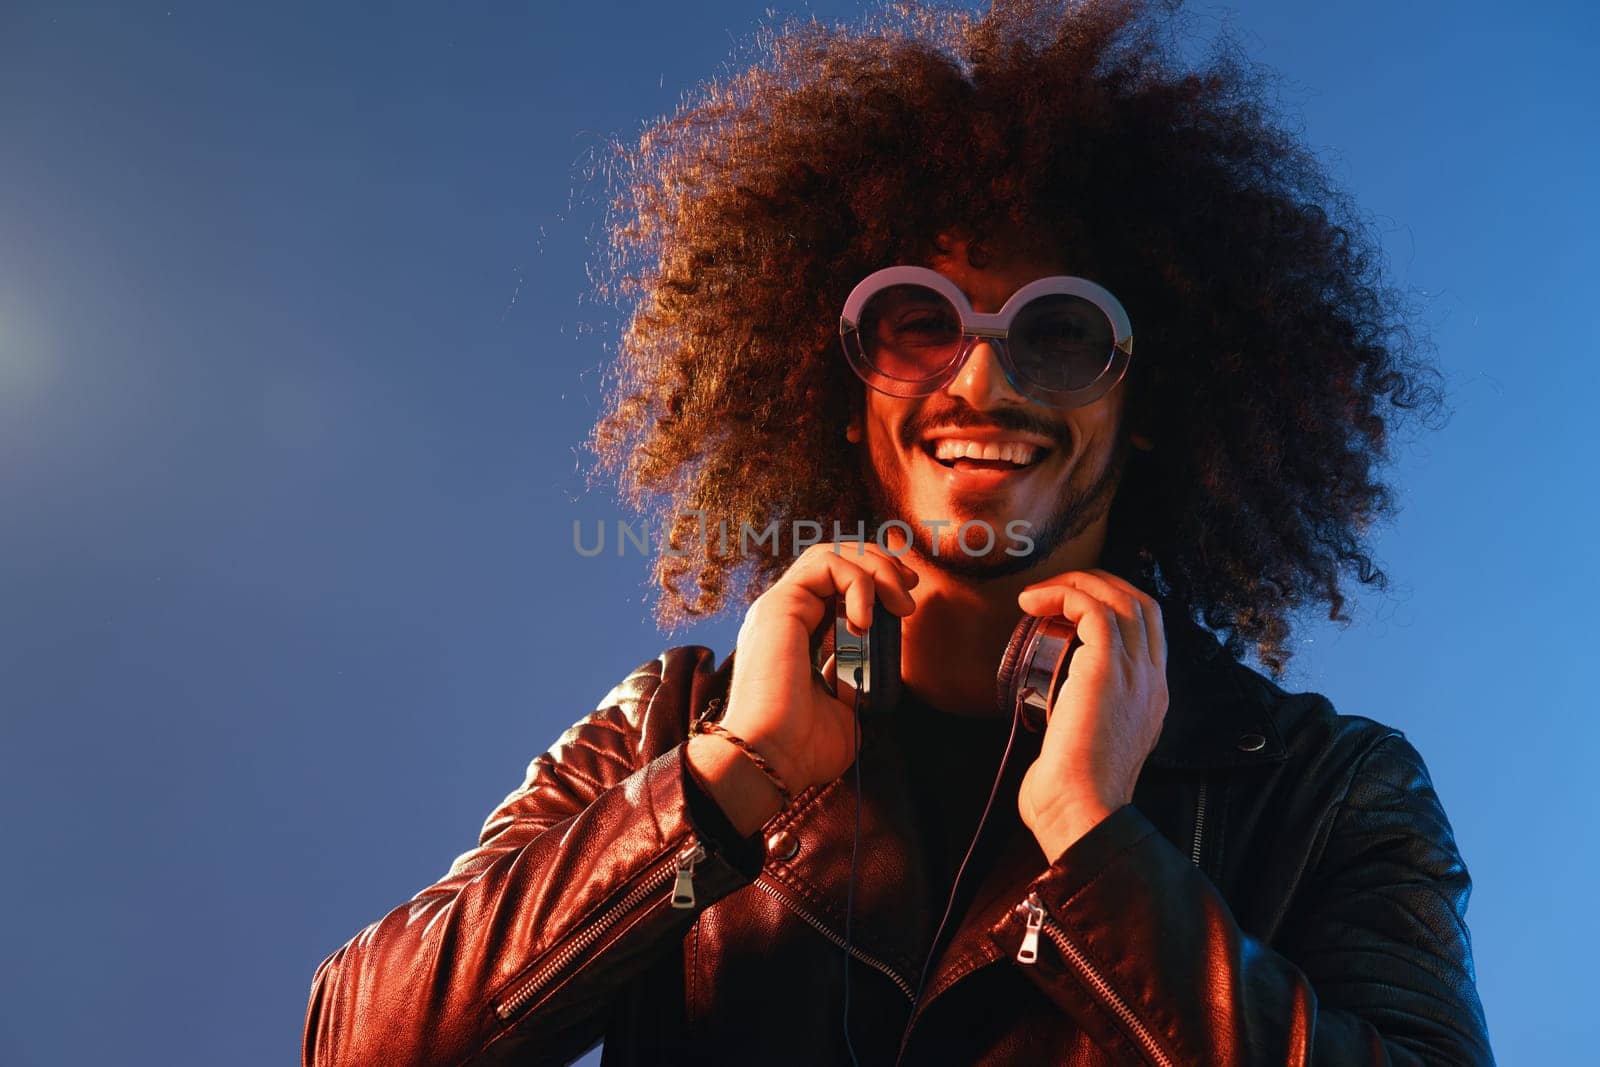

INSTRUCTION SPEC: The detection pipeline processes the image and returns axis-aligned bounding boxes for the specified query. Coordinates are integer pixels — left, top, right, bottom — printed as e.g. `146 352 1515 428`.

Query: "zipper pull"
1016 891 1046 964
669 840 707 909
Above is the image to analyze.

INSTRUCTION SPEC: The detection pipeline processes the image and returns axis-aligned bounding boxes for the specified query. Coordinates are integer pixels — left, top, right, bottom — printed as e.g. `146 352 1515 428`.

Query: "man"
304 2 1494 1063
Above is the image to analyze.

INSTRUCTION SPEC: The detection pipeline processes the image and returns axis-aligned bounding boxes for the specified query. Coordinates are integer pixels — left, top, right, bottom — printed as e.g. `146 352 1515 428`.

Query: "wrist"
718 706 811 796
1023 795 1119 864
685 734 787 838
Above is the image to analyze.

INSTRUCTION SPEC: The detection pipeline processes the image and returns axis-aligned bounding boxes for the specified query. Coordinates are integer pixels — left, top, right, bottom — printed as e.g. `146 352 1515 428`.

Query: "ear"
846 412 863 444
1130 430 1155 452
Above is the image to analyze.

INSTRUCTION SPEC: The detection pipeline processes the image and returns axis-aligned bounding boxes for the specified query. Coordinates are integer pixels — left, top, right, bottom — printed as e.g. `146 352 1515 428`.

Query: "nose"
943 339 1029 410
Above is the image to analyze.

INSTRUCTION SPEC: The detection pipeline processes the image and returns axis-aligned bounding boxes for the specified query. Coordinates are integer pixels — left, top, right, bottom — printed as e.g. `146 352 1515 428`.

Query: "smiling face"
850 238 1137 581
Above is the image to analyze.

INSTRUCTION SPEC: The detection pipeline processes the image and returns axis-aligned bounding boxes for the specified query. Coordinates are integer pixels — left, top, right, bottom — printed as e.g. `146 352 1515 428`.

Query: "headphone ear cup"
995 614 1042 720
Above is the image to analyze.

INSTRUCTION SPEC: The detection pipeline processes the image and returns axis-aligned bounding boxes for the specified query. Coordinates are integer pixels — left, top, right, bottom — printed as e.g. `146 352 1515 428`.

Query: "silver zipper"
1189 778 1209 868
1014 890 1174 1067
671 841 707 908
750 876 916 1002
494 836 703 1022
1017 894 1045 963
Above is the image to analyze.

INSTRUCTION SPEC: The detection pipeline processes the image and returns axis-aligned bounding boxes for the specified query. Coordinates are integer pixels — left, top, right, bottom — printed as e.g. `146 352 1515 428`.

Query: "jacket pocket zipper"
494 837 705 1023
1015 891 1174 1067
750 876 916 1002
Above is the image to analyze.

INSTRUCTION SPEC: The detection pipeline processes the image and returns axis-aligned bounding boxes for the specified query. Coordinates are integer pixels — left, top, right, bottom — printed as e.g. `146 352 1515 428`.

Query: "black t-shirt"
883 688 1023 917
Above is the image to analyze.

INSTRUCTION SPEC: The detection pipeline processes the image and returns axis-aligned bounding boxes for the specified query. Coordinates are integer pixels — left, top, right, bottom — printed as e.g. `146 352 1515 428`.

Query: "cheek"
1072 417 1109 450
865 400 915 453
859 414 900 479
1068 398 1125 450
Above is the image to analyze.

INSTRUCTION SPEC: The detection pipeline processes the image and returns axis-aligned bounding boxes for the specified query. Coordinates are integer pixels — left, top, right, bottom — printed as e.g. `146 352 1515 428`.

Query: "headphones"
815 598 1082 1064
821 598 1081 728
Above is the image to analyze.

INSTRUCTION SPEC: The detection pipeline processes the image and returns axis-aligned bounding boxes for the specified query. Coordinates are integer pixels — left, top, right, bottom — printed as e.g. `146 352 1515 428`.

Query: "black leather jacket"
303 615 1494 1065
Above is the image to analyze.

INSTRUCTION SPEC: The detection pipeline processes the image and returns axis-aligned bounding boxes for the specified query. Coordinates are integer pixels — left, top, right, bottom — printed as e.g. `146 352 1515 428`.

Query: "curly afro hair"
587 0 1444 676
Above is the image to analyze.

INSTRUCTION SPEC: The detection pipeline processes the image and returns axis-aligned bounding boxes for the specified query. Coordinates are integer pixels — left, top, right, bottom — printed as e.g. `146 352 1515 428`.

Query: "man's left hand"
1015 568 1170 863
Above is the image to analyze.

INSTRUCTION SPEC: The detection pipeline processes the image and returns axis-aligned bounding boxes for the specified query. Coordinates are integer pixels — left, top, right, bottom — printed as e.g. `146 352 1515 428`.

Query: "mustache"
900 402 1070 450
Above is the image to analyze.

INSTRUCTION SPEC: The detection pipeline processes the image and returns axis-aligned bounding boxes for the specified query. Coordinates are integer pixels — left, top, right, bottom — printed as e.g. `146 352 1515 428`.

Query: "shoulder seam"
1303 726 1407 879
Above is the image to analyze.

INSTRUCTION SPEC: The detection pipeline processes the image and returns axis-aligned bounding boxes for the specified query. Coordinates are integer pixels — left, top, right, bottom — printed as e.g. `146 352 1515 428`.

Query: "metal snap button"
766 830 799 861
1236 733 1267 753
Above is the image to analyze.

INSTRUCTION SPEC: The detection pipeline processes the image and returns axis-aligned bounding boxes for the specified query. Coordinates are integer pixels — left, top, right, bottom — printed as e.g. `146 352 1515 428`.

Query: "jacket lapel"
755 716 941 983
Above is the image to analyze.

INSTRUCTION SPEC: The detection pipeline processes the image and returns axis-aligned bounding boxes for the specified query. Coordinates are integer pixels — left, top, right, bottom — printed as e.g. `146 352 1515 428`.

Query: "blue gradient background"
1 2 1593 1064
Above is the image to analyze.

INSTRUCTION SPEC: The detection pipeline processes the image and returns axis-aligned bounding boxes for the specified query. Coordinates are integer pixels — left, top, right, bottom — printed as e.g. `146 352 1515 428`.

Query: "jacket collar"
1143 607 1288 770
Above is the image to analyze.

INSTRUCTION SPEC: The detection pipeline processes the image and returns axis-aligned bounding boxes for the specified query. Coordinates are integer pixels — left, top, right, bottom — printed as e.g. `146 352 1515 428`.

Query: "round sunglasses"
839 266 1133 409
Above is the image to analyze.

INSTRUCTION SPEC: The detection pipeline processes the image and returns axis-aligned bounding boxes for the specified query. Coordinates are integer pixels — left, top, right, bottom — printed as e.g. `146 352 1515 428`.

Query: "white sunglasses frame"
839 265 1134 409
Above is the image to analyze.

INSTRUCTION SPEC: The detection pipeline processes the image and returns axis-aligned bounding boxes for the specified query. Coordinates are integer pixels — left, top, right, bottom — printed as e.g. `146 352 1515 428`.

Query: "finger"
840 540 922 592
785 545 915 627
774 552 865 633
1024 575 1139 659
836 561 876 635
1034 570 1146 655
819 652 838 687
1023 568 1138 612
1086 568 1167 671
823 543 919 615
1042 585 1124 657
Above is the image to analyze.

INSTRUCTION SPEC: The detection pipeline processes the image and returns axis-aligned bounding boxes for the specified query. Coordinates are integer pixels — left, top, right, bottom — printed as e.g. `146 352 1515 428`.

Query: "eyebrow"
968 275 1070 313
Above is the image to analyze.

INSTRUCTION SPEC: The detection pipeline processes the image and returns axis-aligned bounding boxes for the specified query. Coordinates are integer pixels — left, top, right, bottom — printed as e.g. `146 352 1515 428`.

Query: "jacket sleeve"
989 732 1494 1066
302 649 765 1067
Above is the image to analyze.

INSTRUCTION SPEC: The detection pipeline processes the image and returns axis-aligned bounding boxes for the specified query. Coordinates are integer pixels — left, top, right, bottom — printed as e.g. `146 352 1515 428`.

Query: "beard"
862 433 1130 583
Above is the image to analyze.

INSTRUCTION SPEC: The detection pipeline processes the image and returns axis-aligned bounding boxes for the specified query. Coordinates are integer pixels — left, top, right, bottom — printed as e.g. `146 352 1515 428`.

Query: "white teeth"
930 439 1041 465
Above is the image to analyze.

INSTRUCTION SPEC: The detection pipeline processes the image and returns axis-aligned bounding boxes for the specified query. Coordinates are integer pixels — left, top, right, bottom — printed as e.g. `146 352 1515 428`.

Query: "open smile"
917 432 1058 483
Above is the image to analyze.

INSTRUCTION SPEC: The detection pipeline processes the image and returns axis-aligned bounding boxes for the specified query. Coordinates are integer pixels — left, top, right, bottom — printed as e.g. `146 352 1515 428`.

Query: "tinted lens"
1010 294 1114 391
857 284 964 380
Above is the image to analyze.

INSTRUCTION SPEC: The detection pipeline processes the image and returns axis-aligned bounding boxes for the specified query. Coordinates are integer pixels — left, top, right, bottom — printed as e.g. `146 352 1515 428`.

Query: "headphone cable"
842 669 1023 1061
842 666 865 1066
910 698 1023 1009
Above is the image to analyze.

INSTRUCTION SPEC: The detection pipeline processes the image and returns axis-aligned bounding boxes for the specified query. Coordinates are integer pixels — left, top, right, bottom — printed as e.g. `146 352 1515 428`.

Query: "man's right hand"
693 542 918 826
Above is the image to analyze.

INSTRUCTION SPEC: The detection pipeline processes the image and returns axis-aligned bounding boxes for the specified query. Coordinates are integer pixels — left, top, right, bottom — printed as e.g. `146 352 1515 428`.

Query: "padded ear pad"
995 614 1043 722
997 614 1082 732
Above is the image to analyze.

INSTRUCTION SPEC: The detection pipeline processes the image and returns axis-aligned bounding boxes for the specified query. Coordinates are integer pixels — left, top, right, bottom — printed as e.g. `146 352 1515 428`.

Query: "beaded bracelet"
691 717 794 812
